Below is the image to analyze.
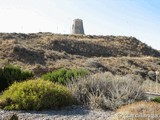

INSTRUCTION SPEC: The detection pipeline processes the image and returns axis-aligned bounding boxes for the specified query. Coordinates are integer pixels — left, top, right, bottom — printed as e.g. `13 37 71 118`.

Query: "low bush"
152 97 160 103
0 65 34 91
42 68 89 84
0 79 72 110
142 79 160 93
85 58 107 71
111 101 160 120
67 73 146 110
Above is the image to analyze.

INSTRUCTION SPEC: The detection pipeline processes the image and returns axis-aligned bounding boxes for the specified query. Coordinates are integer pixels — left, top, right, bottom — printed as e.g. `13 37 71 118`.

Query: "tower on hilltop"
72 19 85 35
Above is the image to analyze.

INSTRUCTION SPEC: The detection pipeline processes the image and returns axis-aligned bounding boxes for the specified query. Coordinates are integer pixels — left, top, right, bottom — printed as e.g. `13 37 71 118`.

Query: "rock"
0 99 5 108
7 113 19 120
148 71 156 81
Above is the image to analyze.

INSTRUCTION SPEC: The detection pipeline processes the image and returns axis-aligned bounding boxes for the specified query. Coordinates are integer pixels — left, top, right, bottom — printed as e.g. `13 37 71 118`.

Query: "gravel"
0 105 114 120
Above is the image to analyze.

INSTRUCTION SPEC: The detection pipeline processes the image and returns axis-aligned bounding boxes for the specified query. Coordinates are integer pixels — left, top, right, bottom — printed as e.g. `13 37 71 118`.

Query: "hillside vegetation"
0 33 160 80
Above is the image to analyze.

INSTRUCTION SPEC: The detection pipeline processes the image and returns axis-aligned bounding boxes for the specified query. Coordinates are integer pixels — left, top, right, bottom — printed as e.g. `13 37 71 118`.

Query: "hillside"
0 32 160 79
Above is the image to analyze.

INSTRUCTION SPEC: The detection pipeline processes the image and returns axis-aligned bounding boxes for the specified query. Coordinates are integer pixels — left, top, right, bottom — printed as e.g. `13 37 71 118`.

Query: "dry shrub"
111 101 160 120
67 76 103 105
104 75 146 110
85 58 107 71
67 73 146 110
142 79 160 93
86 58 103 68
124 74 144 84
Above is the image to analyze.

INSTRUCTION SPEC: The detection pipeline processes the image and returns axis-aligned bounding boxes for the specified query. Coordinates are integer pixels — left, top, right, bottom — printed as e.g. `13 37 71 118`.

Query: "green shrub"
0 79 72 110
0 65 34 91
152 97 160 103
42 68 89 84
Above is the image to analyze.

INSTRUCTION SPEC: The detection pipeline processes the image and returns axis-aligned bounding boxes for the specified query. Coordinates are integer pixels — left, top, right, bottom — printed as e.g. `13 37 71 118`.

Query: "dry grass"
111 101 160 120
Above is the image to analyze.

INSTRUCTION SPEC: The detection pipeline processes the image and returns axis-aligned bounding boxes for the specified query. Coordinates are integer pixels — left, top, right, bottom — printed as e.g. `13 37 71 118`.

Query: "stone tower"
72 19 85 34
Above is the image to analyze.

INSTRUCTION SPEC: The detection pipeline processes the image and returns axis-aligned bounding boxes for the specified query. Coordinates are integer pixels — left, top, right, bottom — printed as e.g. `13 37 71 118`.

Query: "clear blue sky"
0 0 160 50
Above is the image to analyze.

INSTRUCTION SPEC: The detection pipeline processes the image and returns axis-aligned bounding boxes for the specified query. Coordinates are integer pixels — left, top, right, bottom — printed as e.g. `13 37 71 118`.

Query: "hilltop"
0 32 160 79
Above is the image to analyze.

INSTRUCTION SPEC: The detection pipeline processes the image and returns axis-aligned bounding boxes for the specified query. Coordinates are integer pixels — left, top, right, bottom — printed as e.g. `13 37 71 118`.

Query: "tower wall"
72 19 85 34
